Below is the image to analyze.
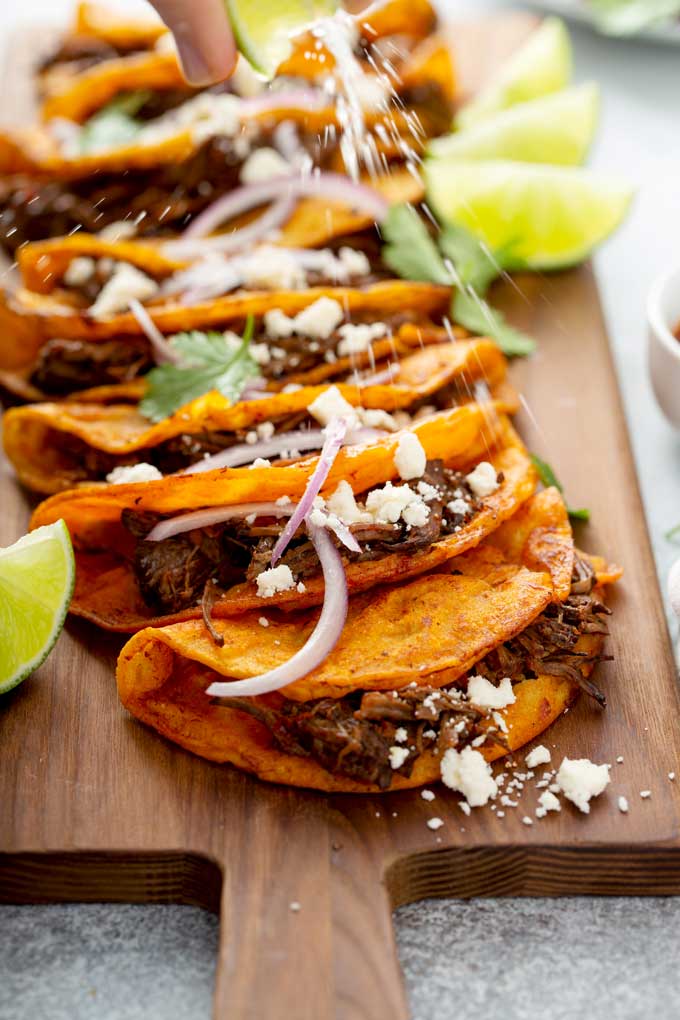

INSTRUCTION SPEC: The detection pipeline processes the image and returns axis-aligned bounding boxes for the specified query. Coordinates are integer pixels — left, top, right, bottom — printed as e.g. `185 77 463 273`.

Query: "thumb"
148 0 238 85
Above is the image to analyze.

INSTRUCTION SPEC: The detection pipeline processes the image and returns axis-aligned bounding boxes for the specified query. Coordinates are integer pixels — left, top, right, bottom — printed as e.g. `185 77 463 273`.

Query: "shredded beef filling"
37 36 134 76
123 460 483 614
213 560 610 788
0 132 329 255
28 304 429 395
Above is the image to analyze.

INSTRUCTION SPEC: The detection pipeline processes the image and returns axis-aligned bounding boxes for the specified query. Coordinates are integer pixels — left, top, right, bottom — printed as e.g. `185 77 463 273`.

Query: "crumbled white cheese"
258 617 269 628
296 581 306 593
366 482 430 528
256 564 296 598
394 727 408 744
670 772 676 781
358 408 399 431
618 796 629 813
264 308 296 339
616 756 624 764
63 256 96 287
256 421 275 441
338 246 371 277
440 746 498 807
416 481 438 501
289 901 301 913
242 247 307 291
526 745 552 769
239 146 290 184
306 386 358 427
446 497 469 516
467 675 516 711
640 790 651 799
421 789 435 802
522 816 533 826
336 321 387 356
250 458 271 468
90 263 158 319
537 790 561 814
293 297 345 339
388 746 410 770
106 462 162 485
98 220 138 242
250 342 272 365
393 432 427 481
150 93 243 145
427 817 444 831
275 494 291 506
555 757 611 814
465 461 499 498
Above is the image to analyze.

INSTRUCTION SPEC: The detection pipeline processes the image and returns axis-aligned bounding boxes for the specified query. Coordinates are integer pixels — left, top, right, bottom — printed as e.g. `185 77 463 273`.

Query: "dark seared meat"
123 460 483 614
473 559 611 707
210 561 611 788
0 133 328 255
31 336 153 394
132 525 252 614
37 36 129 76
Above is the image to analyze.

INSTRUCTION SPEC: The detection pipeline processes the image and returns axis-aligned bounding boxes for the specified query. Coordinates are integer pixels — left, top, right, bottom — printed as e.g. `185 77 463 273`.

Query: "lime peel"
0 520 75 695
226 0 339 78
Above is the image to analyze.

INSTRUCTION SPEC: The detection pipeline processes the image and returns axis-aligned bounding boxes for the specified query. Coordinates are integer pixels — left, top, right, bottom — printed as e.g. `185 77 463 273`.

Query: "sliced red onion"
146 501 294 543
182 172 388 242
326 516 361 554
174 194 297 256
129 299 181 365
271 416 348 566
182 425 383 475
205 523 348 698
238 89 327 117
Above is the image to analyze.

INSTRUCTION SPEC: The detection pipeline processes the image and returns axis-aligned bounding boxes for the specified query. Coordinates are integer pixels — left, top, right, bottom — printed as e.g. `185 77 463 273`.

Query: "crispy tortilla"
30 407 538 631
4 339 517 494
116 490 615 792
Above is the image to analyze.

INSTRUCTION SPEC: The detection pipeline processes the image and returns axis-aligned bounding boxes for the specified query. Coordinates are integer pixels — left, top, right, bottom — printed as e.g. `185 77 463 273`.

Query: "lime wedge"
430 83 599 166
226 0 339 78
426 160 633 270
457 18 572 129
0 520 74 695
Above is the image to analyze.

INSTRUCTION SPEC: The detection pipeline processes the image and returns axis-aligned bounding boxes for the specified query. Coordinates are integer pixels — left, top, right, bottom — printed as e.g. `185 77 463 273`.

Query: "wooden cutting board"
2 14 680 1020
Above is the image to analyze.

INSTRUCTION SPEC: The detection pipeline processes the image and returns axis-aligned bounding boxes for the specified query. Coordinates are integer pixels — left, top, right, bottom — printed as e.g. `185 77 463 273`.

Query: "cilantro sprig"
139 316 260 422
78 91 151 154
530 454 590 523
381 204 535 357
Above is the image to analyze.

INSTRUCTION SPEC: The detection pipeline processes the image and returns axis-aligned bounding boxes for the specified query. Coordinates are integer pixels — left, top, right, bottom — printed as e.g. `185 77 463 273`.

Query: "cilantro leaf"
439 222 501 295
78 91 151 154
453 289 536 357
589 0 680 35
530 454 590 523
139 317 259 423
381 204 452 286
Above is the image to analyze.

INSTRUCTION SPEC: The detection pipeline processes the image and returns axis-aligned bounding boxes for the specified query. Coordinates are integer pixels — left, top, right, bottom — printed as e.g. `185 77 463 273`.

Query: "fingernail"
176 38 214 85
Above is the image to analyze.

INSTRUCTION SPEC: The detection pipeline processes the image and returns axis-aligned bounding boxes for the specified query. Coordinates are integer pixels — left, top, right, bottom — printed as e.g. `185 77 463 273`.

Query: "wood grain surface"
2 14 680 1020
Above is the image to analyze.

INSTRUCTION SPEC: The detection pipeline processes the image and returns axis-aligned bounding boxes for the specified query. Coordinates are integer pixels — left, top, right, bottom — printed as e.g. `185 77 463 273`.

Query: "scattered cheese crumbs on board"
526 745 551 769
555 757 611 814
640 790 651 799
440 746 498 806
459 802 471 816
618 796 629 813
289 902 301 913
427 818 444 831
537 790 561 817
522 816 533 826
616 756 624 764
669 773 676 781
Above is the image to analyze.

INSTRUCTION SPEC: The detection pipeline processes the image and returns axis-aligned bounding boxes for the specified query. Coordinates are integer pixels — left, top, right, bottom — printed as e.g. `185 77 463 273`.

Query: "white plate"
524 0 680 45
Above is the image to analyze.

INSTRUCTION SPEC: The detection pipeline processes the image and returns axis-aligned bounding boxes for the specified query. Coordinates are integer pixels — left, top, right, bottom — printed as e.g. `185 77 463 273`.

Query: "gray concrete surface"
2 1 680 1018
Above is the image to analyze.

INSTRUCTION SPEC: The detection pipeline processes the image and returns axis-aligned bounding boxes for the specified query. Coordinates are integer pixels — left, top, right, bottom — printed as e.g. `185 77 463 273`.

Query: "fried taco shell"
0 278 447 401
4 339 516 493
116 490 619 792
30 407 537 631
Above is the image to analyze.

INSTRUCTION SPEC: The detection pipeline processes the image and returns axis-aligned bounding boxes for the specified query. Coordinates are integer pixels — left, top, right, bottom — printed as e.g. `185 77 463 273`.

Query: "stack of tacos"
0 1 621 796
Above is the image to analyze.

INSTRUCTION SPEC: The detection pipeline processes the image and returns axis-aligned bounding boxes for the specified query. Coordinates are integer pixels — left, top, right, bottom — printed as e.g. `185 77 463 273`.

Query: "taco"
30 405 538 631
0 0 451 254
116 489 620 792
0 280 451 401
3 338 517 493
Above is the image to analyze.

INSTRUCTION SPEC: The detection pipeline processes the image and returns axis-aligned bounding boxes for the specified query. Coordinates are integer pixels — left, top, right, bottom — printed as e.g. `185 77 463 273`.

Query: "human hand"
147 0 238 85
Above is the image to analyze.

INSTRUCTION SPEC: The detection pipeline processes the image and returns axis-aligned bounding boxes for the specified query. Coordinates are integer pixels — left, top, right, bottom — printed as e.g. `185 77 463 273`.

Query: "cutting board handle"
212 809 410 1020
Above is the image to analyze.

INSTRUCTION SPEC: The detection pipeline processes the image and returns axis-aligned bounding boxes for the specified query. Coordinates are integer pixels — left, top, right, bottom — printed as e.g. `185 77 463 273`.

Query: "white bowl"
648 263 680 427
